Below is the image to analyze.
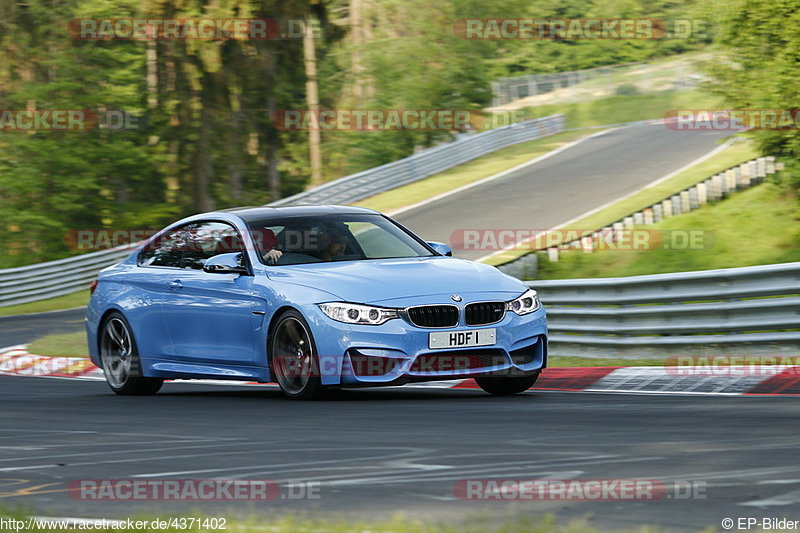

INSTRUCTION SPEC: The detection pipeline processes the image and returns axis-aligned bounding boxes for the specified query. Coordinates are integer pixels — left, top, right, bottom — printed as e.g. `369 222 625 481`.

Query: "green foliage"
704 0 800 189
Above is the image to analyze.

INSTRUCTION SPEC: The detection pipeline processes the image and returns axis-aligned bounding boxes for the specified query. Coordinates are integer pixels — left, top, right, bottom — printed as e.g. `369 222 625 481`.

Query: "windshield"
246 213 435 266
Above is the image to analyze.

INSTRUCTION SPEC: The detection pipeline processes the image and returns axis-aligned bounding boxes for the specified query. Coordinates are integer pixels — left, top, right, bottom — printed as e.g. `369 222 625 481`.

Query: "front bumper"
299 302 547 386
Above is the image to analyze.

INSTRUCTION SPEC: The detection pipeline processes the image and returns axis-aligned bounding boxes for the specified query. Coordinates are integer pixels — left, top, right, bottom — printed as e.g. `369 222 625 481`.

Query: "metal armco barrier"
530 262 800 358
0 246 134 307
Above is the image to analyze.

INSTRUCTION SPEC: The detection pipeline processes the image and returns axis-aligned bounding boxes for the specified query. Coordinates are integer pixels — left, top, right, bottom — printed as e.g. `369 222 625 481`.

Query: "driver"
317 227 347 262
258 228 283 264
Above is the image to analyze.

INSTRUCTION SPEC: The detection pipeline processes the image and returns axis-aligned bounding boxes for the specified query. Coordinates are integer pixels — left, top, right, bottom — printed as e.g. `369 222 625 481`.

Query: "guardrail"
0 114 564 308
530 262 800 358
0 246 134 307
271 114 565 206
491 57 703 107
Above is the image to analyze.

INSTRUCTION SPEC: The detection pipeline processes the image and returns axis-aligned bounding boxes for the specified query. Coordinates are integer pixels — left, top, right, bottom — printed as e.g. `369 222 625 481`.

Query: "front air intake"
465 302 505 326
405 305 459 328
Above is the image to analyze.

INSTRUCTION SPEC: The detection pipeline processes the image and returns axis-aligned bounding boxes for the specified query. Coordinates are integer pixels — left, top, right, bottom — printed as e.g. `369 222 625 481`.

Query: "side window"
138 221 243 270
138 225 189 268
181 221 243 270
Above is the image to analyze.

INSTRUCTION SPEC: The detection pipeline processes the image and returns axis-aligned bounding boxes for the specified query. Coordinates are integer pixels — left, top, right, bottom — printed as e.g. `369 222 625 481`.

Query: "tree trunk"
192 88 214 213
303 14 323 189
267 95 281 200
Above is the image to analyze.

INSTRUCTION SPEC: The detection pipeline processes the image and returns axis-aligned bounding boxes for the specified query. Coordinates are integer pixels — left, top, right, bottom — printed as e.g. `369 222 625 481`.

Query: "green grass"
534 181 800 280
485 138 759 265
28 331 88 358
0 290 89 317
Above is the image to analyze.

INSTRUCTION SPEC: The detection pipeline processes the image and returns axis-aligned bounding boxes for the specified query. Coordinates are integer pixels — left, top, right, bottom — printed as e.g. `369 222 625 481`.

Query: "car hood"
265 256 526 305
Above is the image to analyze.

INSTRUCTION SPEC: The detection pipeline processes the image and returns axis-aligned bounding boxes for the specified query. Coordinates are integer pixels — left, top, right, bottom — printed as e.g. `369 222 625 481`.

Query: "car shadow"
154 385 537 402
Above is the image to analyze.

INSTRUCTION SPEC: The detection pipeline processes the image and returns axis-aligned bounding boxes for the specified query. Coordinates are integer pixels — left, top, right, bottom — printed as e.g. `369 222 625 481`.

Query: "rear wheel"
99 312 163 395
475 373 538 396
269 310 326 400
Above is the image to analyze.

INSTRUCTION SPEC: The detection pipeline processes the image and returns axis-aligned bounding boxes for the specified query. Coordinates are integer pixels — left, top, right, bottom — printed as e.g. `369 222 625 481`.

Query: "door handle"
169 279 183 290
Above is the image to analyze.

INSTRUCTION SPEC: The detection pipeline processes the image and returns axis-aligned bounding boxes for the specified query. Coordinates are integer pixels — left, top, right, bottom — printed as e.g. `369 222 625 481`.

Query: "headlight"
318 302 399 325
506 288 540 315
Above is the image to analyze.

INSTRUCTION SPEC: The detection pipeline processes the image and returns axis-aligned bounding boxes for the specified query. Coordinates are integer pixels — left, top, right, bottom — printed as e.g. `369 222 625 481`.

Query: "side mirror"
427 241 453 257
203 253 249 274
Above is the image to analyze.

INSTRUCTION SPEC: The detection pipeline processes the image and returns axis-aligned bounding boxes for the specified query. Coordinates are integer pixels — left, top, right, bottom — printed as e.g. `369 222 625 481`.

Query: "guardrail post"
633 212 644 225
547 247 559 262
623 216 635 229
688 188 699 210
652 204 662 222
725 168 736 191
661 199 673 218
739 162 751 187
765 156 775 175
671 195 682 216
757 157 767 178
680 191 691 212
697 182 708 205
717 173 729 197
643 208 654 224
747 160 758 184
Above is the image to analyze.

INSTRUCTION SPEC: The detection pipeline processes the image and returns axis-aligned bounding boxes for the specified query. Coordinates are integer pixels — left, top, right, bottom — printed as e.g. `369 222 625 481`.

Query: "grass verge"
485 138 760 266
0 290 88 317
533 181 800 280
28 331 88 358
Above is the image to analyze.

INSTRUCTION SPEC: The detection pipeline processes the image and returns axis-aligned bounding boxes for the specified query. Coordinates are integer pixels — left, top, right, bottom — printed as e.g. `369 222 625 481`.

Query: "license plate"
429 328 496 349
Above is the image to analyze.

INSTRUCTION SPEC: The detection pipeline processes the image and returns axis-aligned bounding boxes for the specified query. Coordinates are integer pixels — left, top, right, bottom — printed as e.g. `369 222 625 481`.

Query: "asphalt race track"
395 123 731 260
1 375 798 530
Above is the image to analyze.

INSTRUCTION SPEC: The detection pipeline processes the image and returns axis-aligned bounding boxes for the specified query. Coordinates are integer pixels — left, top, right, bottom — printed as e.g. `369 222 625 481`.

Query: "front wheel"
268 310 326 400
99 312 163 395
475 373 538 396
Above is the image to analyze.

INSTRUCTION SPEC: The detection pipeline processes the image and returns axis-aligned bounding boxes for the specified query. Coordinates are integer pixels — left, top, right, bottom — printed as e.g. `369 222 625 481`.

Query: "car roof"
216 204 380 223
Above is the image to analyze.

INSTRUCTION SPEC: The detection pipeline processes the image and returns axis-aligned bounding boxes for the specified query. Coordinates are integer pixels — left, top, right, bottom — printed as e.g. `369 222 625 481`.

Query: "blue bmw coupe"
86 206 547 399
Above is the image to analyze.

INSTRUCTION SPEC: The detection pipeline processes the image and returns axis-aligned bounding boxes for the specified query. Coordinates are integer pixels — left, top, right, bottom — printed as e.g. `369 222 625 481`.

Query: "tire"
99 311 163 396
268 309 326 400
475 373 538 396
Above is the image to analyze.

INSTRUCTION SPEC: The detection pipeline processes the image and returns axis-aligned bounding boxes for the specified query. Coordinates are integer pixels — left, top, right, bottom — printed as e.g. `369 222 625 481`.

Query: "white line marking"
477 136 737 262
132 447 428 478
385 128 617 218
740 489 800 507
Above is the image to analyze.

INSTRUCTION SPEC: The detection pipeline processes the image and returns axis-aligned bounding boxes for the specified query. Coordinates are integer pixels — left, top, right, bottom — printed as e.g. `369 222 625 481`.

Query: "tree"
705 0 800 188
